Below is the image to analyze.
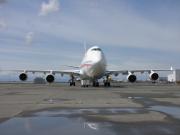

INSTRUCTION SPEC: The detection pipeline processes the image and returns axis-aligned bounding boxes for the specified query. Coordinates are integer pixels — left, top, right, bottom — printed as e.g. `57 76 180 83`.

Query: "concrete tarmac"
0 83 180 134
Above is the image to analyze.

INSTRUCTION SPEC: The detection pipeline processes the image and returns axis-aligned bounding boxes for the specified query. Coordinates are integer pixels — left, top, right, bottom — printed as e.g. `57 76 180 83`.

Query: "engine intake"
127 74 136 83
46 74 55 83
19 73 28 81
149 72 159 81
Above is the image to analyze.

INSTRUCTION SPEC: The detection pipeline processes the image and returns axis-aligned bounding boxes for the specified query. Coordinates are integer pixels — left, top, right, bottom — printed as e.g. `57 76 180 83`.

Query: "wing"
0 69 81 83
106 67 173 76
3 69 80 76
105 67 173 83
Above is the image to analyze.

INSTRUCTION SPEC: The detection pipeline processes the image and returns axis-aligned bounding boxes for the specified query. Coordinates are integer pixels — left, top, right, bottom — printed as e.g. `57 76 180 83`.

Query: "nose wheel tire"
81 85 89 87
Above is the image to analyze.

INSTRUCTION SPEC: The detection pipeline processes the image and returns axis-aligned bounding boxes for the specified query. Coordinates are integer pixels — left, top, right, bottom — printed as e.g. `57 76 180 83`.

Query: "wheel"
96 82 99 87
108 82 111 87
104 82 107 87
93 82 96 87
93 81 99 87
104 82 110 87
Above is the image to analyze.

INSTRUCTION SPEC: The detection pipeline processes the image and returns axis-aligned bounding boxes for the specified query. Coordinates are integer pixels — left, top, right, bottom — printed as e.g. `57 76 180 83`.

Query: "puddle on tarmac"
128 96 144 99
0 108 179 135
129 96 180 120
149 106 180 119
33 108 141 117
0 117 116 135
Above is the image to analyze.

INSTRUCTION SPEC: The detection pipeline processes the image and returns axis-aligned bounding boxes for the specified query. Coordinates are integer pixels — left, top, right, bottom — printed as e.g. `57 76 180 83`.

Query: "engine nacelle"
127 73 136 83
149 72 159 81
19 73 28 81
46 74 55 83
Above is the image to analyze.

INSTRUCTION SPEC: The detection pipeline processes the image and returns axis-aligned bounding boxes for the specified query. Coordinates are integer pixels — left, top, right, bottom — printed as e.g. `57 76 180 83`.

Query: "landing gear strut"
104 75 111 87
93 80 99 87
81 80 89 87
69 75 75 86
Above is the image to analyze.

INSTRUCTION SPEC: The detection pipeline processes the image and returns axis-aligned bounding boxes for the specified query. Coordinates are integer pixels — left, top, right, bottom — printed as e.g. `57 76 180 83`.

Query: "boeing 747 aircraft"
6 46 172 87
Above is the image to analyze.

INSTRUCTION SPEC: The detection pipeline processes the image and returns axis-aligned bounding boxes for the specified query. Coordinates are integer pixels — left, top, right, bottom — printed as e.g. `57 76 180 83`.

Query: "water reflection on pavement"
0 108 180 135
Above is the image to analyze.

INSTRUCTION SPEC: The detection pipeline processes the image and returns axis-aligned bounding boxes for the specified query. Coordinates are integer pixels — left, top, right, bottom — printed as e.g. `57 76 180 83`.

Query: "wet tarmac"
0 108 180 135
0 83 180 135
149 106 180 119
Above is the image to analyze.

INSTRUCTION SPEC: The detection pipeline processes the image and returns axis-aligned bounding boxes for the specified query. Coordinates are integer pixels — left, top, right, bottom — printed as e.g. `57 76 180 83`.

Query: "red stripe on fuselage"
80 64 93 68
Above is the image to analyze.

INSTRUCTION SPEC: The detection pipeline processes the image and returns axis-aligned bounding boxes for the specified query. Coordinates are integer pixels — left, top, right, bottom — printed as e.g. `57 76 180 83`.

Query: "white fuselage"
80 46 107 80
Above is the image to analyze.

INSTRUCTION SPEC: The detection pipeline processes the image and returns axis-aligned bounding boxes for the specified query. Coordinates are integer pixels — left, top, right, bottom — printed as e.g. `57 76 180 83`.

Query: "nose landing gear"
81 80 89 87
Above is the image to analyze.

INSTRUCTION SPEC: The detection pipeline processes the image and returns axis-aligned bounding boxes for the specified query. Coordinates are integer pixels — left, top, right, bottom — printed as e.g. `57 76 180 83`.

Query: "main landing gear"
93 80 99 87
103 75 111 87
69 75 75 86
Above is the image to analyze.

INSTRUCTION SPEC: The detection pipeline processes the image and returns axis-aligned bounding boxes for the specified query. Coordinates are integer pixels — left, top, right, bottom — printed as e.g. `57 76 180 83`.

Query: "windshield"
91 48 101 51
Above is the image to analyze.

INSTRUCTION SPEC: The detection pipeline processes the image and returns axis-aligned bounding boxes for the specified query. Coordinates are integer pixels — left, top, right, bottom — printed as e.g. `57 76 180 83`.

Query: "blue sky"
0 0 180 72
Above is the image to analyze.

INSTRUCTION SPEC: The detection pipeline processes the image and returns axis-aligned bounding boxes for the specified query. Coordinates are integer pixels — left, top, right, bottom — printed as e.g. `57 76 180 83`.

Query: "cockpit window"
91 48 101 51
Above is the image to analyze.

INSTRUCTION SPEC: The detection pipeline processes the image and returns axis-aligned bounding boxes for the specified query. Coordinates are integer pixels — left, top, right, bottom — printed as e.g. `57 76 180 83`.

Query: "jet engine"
46 74 55 83
19 73 28 81
127 73 137 83
149 72 159 81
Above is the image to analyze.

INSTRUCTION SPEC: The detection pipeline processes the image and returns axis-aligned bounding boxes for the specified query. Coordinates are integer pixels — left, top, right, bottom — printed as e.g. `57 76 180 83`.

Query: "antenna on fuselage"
84 41 87 54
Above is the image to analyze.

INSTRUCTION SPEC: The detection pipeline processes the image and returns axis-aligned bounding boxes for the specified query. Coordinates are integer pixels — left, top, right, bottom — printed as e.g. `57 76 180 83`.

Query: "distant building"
168 69 180 83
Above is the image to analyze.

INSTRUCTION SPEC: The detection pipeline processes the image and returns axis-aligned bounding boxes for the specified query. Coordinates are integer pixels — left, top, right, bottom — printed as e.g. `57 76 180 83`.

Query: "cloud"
37 0 179 52
0 0 180 69
39 0 60 16
25 32 34 45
